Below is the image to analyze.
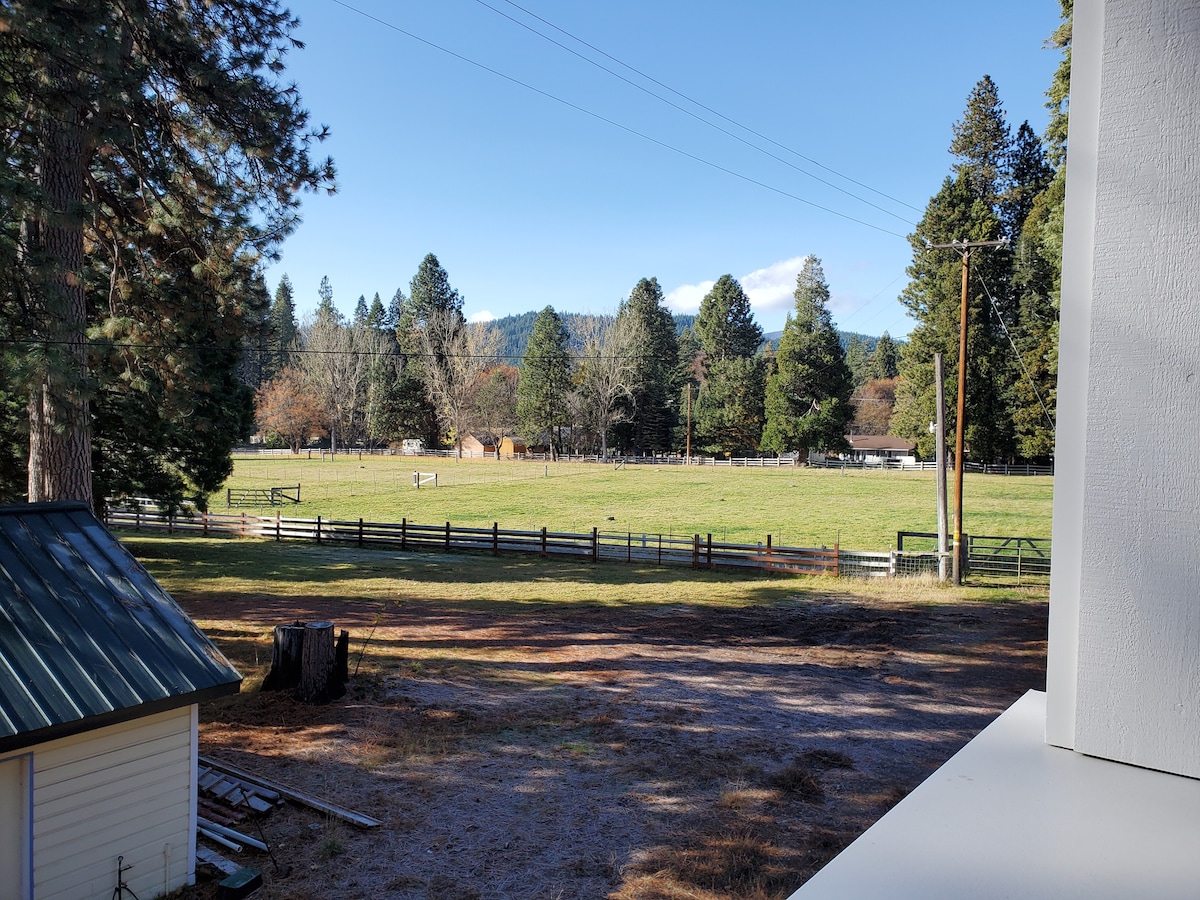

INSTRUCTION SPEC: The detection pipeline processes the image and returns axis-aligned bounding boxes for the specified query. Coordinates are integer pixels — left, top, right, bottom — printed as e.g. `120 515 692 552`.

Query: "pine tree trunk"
26 59 92 506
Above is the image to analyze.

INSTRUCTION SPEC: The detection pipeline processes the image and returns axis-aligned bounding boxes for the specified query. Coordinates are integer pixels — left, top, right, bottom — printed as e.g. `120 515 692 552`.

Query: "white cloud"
664 280 715 315
740 255 811 314
467 310 496 324
664 256 815 324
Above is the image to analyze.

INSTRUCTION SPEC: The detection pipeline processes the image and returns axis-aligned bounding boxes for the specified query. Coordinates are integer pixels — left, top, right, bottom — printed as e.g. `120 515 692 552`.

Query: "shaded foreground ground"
177 582 1047 899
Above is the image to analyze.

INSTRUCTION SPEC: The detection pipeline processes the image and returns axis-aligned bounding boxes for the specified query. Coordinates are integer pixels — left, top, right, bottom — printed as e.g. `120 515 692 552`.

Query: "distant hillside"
490 311 696 363
762 329 900 352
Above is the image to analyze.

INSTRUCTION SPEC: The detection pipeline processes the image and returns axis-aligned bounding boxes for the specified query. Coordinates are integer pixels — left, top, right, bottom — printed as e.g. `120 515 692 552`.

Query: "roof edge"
0 680 240 756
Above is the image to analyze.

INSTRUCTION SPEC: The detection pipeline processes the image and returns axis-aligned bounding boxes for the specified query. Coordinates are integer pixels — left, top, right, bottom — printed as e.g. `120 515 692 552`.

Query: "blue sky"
266 0 1065 338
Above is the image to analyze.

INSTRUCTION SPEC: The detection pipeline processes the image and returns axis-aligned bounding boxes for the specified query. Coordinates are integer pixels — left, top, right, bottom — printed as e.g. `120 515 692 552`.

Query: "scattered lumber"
199 755 381 829
198 817 268 852
196 847 241 877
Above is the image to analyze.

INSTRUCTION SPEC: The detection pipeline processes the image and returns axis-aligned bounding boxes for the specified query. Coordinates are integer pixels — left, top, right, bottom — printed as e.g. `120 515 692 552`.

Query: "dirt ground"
180 589 1048 900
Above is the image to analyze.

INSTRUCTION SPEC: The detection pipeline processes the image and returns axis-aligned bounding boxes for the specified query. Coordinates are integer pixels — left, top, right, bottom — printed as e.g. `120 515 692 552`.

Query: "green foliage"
1 0 334 504
409 253 463 322
892 175 1012 460
516 306 572 454
950 75 1011 209
846 335 871 388
761 258 854 456
867 332 899 380
695 356 766 457
266 274 298 381
695 275 763 362
1045 0 1073 167
615 278 679 454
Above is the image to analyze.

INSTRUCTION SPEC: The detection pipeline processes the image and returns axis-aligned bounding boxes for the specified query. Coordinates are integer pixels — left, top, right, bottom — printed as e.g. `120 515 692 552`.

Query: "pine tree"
367 293 387 330
614 278 678 454
760 258 854 456
267 275 298 380
410 253 463 322
950 75 1011 211
516 306 572 458
317 276 339 323
867 332 900 380
891 175 1011 460
695 275 763 362
695 356 766 457
845 335 871 387
353 295 370 327
2 0 333 504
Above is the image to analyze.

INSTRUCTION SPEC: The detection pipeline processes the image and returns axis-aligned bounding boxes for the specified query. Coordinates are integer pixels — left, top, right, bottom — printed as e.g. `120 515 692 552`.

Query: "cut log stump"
262 620 348 702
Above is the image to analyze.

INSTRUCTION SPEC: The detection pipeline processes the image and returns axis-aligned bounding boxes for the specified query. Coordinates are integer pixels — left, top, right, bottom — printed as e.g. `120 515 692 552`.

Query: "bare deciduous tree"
573 315 642 458
420 310 501 456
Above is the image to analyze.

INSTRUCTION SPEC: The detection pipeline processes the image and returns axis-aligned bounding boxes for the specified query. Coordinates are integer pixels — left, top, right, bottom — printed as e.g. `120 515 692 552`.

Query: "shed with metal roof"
0 501 241 899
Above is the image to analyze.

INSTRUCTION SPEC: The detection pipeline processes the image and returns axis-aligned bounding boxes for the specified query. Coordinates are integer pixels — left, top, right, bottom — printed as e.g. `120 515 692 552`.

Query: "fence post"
707 533 712 568
401 517 407 550
316 515 321 544
358 517 364 547
766 534 772 573
658 534 662 566
541 526 547 557
834 538 840 577
493 522 499 555
276 511 281 542
202 512 208 537
226 488 231 508
445 521 451 551
592 527 598 562
627 532 631 562
692 534 700 569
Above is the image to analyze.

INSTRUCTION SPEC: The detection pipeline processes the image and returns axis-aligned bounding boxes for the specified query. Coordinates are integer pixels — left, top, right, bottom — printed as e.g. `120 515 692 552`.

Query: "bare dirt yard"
180 587 1047 900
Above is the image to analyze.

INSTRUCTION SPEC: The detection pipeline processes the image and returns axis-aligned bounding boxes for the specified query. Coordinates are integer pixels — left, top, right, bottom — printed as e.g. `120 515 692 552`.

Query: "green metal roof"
0 502 241 753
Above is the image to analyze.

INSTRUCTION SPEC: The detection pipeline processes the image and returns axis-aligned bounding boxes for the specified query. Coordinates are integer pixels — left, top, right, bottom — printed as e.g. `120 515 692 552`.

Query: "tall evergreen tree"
0 0 334 504
950 75 1011 212
694 275 763 362
867 332 900 380
267 274 298 380
614 278 678 454
760 258 854 456
845 335 871 388
353 294 370 327
409 253 463 323
316 276 339 323
516 306 572 458
694 356 766 457
891 175 1012 460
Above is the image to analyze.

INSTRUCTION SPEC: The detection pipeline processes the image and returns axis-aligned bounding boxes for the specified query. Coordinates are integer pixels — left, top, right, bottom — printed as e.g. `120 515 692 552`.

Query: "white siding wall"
1048 0 1200 778
31 707 196 900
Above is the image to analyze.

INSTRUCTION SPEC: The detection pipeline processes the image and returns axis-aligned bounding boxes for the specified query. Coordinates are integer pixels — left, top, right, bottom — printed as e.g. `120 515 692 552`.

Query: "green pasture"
127 533 1046 611
210 455 1053 552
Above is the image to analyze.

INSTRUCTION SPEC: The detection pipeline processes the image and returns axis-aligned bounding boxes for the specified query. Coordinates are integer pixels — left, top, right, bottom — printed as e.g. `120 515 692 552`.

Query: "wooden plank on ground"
199 755 381 828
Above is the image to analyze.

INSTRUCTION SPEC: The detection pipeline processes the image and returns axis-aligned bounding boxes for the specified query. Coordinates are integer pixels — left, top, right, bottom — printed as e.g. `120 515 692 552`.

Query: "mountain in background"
489 311 696 363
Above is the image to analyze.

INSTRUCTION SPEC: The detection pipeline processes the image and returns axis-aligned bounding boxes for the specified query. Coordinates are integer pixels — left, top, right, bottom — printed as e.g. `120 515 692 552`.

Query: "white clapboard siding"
31 707 195 900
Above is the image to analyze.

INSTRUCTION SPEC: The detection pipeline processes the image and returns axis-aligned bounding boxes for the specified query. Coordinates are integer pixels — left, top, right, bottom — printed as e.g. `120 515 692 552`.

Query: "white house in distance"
842 435 917 464
0 501 242 900
792 1 1200 896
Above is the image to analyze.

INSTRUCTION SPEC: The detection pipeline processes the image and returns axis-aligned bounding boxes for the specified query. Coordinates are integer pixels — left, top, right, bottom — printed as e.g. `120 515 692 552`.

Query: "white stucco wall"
1047 0 1200 778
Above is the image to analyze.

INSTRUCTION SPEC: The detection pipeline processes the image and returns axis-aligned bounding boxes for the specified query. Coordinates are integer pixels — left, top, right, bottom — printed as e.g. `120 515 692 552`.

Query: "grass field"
210 455 1053 552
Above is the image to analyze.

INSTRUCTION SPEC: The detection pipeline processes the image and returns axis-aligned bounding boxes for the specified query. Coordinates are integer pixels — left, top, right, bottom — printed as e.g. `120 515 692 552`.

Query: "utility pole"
685 385 692 465
929 238 1007 585
934 353 949 582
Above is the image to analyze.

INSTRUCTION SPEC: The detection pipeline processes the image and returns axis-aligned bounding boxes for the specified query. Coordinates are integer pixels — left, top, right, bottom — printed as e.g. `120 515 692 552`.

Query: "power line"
470 0 916 227
492 0 924 215
326 0 909 240
976 272 1055 432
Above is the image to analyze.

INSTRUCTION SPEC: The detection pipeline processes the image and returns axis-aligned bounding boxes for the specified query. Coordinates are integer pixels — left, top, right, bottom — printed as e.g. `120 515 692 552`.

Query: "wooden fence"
105 508 844 576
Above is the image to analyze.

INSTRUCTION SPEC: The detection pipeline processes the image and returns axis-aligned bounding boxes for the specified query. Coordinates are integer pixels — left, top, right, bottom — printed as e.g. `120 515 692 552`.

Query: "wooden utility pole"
934 353 949 582
685 385 692 465
929 238 1007 585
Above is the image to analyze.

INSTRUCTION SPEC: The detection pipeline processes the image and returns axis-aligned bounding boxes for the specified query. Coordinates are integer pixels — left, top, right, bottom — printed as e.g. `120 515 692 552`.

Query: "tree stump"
262 621 349 702
298 621 336 703
261 623 306 692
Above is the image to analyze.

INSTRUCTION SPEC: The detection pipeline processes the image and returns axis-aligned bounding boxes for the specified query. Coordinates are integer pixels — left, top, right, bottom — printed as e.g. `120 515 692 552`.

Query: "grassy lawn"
128 533 1047 611
209 455 1053 551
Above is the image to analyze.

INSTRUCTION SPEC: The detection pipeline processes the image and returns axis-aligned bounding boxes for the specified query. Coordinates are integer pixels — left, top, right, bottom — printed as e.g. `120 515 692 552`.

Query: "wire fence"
106 506 1048 583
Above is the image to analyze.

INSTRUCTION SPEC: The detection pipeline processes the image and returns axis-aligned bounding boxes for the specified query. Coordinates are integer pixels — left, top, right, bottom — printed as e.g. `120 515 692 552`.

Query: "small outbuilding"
0 501 242 900
498 436 527 457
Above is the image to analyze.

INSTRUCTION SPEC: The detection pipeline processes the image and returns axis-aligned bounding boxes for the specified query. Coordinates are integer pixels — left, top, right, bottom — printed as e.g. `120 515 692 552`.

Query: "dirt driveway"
183 590 1047 899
